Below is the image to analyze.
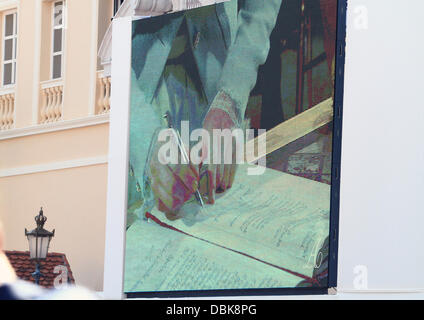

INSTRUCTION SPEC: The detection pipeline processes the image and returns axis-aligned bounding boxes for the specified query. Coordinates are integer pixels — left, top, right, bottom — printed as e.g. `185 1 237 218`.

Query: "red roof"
5 251 75 288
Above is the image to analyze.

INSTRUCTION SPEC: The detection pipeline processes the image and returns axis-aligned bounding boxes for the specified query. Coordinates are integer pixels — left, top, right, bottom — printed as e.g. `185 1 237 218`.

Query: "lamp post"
25 208 55 285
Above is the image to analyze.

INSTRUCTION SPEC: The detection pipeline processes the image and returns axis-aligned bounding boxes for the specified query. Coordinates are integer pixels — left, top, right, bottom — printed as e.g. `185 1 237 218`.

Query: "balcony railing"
0 88 15 130
40 79 64 124
0 73 110 131
96 71 111 115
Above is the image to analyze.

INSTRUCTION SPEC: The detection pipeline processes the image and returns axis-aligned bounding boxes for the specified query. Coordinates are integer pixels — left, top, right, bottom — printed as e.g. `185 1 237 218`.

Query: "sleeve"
214 0 283 122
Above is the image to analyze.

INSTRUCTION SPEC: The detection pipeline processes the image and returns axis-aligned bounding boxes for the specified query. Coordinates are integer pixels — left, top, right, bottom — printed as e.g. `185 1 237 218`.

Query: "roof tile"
5 250 75 289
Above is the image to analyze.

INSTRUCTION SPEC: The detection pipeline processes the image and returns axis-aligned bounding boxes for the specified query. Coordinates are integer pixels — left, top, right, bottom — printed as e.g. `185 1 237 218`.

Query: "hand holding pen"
164 112 205 208
148 112 204 220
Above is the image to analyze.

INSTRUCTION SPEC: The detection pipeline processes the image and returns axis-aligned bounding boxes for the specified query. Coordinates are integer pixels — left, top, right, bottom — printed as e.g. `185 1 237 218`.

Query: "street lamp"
25 208 55 285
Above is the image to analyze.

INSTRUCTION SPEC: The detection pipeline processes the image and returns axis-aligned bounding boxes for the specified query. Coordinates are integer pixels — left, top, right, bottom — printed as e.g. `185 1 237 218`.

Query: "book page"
149 164 330 278
124 220 304 292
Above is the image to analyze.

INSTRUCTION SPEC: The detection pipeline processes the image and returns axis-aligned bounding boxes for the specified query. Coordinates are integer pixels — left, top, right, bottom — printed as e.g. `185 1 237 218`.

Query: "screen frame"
103 0 347 299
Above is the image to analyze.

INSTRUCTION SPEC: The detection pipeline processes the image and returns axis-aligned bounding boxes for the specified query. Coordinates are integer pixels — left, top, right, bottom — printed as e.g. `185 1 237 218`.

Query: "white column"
103 16 132 300
31 0 43 124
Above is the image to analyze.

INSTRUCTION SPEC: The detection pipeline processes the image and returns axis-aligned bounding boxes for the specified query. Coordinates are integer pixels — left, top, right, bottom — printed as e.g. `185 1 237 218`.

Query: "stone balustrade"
40 80 64 124
1 72 111 130
0 89 15 130
96 71 111 115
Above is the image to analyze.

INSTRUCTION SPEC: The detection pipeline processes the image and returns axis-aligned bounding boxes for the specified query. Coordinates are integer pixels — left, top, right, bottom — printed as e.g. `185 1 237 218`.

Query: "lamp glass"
27 234 52 260
27 234 37 259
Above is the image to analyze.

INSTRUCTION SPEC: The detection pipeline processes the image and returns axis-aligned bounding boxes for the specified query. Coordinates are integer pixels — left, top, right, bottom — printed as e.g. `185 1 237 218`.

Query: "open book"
125 164 330 292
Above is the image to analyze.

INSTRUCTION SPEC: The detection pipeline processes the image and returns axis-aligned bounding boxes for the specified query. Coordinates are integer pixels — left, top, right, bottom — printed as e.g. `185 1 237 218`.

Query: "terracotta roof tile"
5 250 75 289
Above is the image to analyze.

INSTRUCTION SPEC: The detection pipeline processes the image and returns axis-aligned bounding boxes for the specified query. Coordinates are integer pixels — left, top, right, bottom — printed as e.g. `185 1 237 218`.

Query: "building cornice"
0 156 108 178
0 0 18 11
0 114 109 141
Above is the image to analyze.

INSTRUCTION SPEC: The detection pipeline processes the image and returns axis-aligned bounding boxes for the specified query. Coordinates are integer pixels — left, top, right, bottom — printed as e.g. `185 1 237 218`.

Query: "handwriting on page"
124 221 302 292
151 164 330 278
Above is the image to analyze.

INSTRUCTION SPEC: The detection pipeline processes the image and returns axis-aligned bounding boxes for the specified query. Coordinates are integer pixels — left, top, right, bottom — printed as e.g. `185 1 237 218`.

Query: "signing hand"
201 91 241 204
149 129 199 220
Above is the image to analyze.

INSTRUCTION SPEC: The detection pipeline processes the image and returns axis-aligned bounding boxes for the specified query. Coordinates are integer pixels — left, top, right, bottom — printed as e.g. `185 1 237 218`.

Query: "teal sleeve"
217 0 283 120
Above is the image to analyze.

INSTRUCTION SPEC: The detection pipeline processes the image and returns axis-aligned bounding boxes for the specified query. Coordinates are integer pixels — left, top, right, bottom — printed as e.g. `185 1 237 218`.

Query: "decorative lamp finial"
35 207 47 230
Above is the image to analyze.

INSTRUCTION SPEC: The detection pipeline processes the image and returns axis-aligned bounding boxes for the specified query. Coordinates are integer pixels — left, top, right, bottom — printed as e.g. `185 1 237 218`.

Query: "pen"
164 112 205 208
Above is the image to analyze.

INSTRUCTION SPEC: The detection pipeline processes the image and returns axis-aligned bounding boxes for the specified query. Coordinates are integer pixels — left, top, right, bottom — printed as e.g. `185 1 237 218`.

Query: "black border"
328 0 347 288
127 287 328 299
126 0 347 299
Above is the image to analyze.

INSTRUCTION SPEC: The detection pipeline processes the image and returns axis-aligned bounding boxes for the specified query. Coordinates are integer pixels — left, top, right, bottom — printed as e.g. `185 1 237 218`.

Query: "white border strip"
0 114 109 140
103 16 131 300
339 289 424 294
0 156 108 178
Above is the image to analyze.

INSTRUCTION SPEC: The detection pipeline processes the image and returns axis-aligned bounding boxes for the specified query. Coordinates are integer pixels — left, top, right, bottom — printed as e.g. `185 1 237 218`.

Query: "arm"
211 0 284 122
202 0 283 203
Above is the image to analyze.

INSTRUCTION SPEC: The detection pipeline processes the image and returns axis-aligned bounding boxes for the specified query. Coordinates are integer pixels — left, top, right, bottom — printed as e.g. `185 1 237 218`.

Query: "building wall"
0 0 114 291
0 161 108 292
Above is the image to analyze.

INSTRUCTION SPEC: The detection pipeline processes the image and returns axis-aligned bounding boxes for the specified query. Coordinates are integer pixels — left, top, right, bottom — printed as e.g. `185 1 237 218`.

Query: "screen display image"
124 0 343 296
